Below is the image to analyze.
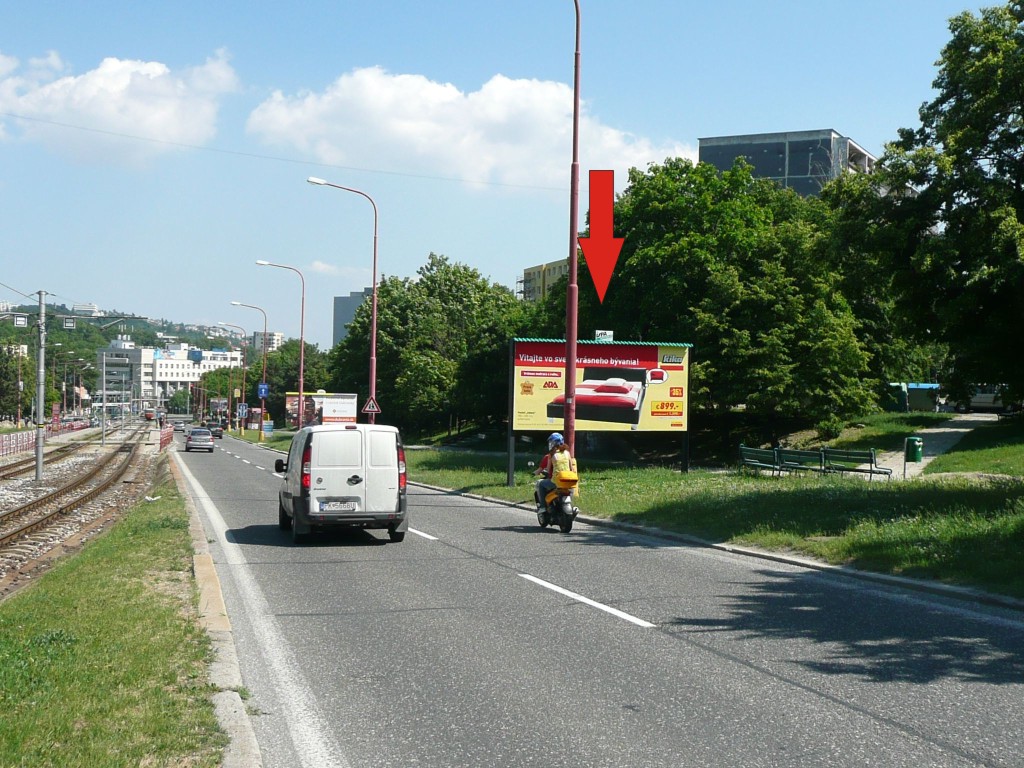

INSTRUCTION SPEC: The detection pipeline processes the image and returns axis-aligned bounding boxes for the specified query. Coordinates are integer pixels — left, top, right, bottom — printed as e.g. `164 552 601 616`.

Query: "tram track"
0 425 154 598
0 440 93 481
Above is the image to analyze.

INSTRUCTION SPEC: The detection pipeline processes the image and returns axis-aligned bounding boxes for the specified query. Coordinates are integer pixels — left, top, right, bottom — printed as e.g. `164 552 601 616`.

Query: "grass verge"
0 463 226 768
407 415 1024 599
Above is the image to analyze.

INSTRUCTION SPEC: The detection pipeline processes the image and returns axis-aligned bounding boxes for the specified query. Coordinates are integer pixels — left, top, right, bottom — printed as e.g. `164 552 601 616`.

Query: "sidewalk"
874 412 998 479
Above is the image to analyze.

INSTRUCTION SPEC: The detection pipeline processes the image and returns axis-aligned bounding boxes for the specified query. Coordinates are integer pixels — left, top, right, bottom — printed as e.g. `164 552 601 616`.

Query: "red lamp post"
256 260 305 427
307 176 380 423
563 0 583 455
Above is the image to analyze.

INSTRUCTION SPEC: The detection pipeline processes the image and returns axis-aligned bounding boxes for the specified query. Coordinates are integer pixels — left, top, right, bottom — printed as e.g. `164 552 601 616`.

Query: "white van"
274 423 408 543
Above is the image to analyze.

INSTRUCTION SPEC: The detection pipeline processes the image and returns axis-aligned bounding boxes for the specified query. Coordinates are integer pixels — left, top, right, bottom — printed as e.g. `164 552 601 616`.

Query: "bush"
816 414 846 441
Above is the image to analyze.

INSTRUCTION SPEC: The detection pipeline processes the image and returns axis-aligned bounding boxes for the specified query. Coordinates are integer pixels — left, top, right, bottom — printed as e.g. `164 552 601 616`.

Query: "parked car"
185 427 215 453
275 424 408 543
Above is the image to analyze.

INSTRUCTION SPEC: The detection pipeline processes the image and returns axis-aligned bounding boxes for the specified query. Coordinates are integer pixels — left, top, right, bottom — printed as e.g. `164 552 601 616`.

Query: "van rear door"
310 429 366 513
366 429 400 512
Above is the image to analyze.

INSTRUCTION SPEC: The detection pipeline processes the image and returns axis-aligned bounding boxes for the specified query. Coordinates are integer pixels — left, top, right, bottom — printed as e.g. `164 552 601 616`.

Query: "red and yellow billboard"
511 339 691 432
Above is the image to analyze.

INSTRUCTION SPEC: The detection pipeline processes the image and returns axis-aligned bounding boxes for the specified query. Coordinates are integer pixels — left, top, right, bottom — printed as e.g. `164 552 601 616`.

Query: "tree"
538 158 874 422
863 2 1024 402
329 254 528 434
0 344 20 420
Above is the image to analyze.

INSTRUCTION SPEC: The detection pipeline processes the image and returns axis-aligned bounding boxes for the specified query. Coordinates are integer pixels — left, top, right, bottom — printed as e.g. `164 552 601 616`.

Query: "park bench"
822 447 893 481
738 445 780 475
777 447 825 474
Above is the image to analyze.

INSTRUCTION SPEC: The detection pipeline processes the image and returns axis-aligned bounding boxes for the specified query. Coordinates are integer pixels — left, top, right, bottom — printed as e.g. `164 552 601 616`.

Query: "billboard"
285 392 358 427
511 339 691 432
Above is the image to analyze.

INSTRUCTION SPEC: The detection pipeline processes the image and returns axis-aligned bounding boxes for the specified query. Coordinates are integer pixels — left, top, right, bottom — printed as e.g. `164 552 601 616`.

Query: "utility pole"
35 291 46 480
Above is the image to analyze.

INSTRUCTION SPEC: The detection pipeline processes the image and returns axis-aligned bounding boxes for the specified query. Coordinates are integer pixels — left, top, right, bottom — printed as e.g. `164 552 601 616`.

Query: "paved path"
874 412 998 479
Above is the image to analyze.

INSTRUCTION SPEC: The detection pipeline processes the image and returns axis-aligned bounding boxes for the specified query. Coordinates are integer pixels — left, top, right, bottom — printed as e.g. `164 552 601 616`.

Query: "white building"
95 336 243 412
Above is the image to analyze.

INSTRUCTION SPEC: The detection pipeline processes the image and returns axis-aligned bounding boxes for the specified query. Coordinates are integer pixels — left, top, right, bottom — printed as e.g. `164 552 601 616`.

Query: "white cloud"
0 49 238 165
247 66 694 192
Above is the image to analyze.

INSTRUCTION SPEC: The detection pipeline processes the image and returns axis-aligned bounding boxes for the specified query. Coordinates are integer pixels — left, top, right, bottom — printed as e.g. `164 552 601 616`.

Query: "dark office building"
698 129 875 196
332 288 372 347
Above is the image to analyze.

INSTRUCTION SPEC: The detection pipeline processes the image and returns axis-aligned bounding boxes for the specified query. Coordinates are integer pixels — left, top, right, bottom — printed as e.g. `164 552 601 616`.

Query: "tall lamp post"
219 321 248 434
563 0 582 456
231 301 269 442
256 260 305 427
306 176 380 423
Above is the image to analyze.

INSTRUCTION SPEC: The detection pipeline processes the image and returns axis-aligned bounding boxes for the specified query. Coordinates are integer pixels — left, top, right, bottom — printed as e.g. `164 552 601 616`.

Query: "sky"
0 0 993 350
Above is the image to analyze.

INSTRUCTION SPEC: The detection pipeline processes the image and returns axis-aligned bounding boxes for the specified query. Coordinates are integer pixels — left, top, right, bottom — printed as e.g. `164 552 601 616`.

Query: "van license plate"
321 501 356 512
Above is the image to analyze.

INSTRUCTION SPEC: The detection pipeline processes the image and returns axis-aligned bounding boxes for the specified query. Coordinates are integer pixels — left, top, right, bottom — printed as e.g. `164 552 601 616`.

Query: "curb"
412 481 1024 614
170 457 264 768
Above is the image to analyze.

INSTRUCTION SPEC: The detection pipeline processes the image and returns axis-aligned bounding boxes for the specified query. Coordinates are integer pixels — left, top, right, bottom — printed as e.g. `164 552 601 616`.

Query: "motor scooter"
535 468 579 533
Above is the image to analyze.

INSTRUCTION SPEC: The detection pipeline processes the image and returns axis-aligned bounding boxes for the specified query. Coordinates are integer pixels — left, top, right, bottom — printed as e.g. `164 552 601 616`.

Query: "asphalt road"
173 434 1024 768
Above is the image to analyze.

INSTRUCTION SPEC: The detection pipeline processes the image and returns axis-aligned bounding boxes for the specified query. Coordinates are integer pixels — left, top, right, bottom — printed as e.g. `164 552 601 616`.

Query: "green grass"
925 417 1024 476
0 470 226 768
407 415 1024 599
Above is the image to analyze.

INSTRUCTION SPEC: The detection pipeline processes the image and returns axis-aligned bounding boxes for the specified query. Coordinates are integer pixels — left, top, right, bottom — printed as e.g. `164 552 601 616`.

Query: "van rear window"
370 431 397 466
316 432 362 467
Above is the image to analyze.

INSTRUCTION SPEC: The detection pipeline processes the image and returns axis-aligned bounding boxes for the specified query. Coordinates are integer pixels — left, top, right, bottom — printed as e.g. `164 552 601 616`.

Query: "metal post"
306 177 380 423
35 291 46 480
101 354 107 446
563 0 582 455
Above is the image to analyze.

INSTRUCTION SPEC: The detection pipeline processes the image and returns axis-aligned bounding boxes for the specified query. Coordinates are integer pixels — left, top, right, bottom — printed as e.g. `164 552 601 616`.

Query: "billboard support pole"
507 338 516 487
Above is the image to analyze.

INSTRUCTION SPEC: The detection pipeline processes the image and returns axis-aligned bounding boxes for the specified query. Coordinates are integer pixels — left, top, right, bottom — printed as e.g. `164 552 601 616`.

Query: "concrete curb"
413 480 1024 614
170 457 264 768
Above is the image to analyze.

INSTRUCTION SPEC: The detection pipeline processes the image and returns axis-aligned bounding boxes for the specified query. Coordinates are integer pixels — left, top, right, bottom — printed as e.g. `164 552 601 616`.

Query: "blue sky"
0 0 989 349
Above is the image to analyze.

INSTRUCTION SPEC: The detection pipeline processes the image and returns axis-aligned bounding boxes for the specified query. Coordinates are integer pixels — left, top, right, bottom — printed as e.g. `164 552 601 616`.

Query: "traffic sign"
237 403 249 419
361 397 381 415
257 383 269 399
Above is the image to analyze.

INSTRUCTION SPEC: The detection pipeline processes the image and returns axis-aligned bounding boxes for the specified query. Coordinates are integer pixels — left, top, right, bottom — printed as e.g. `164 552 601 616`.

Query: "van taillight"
301 445 311 493
398 445 407 492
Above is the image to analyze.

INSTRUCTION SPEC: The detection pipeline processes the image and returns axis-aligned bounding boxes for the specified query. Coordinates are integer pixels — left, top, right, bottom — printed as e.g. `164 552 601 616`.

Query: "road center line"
519 573 655 628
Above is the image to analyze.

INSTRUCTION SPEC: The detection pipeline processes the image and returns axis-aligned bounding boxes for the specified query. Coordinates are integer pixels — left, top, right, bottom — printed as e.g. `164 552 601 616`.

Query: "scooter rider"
534 432 573 509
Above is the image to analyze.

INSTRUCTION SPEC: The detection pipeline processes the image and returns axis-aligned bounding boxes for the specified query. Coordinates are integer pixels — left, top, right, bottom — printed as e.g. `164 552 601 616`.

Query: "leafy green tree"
166 388 190 415
860 1 1024 402
329 254 526 434
538 158 874 422
0 345 20 419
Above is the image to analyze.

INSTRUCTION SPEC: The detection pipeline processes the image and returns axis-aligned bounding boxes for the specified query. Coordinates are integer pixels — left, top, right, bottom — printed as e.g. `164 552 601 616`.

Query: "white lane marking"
174 455 352 768
519 573 655 628
242 459 251 465
409 528 437 540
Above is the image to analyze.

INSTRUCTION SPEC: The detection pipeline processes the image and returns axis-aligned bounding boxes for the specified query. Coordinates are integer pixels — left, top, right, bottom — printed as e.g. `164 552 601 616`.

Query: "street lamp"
231 301 269 442
307 176 380 423
219 321 249 434
564 0 582 455
256 260 305 427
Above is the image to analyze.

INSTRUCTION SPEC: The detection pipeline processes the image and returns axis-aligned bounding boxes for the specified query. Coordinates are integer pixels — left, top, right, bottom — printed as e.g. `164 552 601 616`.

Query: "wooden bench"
777 447 825 474
822 447 892 481
738 445 780 475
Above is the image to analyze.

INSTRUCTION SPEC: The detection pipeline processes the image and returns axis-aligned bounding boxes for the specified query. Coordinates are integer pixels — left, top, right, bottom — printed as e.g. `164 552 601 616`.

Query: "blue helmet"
547 432 564 449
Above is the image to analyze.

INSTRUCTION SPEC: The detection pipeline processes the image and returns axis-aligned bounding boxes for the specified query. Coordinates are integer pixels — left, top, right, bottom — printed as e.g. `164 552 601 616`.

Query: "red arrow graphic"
578 169 624 303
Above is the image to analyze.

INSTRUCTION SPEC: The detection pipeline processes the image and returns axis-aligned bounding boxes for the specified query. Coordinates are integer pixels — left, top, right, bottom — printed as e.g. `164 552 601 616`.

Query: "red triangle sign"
362 397 381 414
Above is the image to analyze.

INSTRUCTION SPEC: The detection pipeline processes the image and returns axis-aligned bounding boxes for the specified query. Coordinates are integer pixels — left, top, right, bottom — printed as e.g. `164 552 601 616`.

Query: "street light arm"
255 261 306 425
307 175 380 423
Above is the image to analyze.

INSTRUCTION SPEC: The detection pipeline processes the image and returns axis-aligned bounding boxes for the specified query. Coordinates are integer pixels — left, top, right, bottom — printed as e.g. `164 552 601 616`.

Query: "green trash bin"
905 437 923 462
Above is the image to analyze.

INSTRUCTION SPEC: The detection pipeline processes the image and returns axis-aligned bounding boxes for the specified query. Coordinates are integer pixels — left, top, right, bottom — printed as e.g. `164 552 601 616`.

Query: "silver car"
185 427 215 453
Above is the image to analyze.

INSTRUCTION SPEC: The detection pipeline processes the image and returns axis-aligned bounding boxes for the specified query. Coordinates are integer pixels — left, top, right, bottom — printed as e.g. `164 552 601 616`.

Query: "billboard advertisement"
285 392 358 427
511 339 691 432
